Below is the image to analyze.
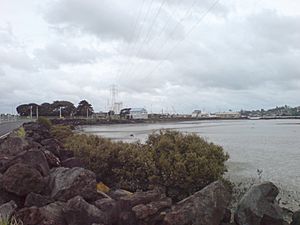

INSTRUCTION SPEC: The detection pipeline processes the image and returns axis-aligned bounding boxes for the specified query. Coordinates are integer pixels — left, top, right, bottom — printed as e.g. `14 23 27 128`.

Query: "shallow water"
80 119 300 208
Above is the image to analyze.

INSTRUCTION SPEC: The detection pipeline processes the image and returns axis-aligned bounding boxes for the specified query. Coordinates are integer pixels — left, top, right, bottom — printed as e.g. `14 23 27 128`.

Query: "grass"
0 216 23 225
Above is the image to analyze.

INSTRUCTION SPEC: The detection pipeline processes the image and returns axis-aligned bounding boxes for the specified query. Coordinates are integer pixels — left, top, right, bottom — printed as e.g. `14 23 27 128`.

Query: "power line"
120 0 156 81
142 0 221 80
129 0 199 79
114 0 147 82
123 0 167 81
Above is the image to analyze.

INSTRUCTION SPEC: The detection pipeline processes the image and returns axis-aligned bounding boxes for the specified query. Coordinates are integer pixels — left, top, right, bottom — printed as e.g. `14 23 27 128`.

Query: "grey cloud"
34 42 105 68
45 0 136 42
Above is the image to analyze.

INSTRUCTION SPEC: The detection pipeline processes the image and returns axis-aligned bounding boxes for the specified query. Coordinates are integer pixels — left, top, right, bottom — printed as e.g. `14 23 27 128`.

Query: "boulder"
291 210 300 225
0 200 17 220
119 189 164 210
63 196 107 225
61 157 84 168
43 150 61 168
59 149 74 161
49 167 97 201
24 122 51 143
16 202 67 225
234 182 285 225
132 198 172 220
0 136 28 157
41 138 62 157
24 193 54 208
163 181 231 225
0 149 50 176
2 163 46 196
94 198 118 224
0 187 23 207
109 189 133 200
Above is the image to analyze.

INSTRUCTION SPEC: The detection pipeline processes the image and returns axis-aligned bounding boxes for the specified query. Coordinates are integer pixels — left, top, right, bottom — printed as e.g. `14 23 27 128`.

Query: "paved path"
0 121 26 138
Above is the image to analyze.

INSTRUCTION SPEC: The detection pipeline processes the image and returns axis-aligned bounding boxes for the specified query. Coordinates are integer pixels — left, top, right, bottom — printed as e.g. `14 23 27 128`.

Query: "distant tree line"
16 100 94 117
241 105 300 117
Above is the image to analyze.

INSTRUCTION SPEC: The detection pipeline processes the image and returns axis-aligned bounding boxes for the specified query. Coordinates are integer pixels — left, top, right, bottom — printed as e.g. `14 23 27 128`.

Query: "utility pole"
86 108 89 118
30 106 33 120
36 106 39 119
59 107 62 119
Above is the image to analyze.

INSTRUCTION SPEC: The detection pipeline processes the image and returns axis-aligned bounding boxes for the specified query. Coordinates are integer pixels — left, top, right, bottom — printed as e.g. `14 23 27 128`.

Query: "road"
0 120 26 138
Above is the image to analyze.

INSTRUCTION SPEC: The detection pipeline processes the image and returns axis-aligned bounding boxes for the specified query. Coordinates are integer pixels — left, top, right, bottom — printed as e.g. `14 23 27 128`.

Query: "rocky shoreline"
0 122 299 225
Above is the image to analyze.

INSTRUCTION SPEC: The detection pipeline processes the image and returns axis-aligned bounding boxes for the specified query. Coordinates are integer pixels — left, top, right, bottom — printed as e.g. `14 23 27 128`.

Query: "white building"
130 108 148 119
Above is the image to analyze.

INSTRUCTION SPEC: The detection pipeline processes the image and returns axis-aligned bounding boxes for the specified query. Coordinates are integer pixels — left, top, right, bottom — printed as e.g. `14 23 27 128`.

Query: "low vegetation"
15 127 26 138
0 216 23 225
37 117 52 129
64 129 229 201
50 125 73 142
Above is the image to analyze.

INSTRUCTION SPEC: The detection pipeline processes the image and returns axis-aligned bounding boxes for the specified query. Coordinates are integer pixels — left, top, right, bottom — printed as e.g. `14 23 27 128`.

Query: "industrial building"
120 108 148 119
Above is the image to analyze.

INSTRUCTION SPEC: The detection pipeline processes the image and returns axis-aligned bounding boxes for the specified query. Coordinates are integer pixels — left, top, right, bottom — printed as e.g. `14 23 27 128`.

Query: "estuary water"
80 119 300 208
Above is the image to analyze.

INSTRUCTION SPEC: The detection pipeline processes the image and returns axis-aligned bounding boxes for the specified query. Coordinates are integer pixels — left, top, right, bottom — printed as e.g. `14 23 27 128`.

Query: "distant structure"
120 108 148 119
215 111 241 119
192 110 209 118
109 85 123 114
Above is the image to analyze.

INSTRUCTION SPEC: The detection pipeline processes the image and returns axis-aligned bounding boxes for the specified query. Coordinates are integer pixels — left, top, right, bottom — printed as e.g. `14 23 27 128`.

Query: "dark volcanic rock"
41 138 63 157
59 149 74 161
0 200 17 219
24 193 54 208
61 157 84 168
24 122 51 143
291 210 300 225
16 202 67 225
1 149 50 176
63 196 107 225
0 136 28 157
49 167 97 201
119 189 164 210
234 181 285 225
132 198 172 220
2 163 46 196
163 181 231 225
43 150 61 168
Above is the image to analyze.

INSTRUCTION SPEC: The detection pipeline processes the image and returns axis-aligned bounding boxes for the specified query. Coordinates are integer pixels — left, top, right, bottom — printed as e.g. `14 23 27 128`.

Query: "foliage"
16 127 26 138
50 125 73 142
75 100 94 117
37 117 52 129
16 101 76 117
146 130 229 200
64 130 229 201
0 216 23 225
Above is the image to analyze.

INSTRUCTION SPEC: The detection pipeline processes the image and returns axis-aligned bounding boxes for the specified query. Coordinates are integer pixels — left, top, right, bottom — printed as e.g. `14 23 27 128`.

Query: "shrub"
37 117 52 129
16 127 26 138
0 216 23 225
64 130 229 201
146 130 229 200
50 125 73 142
64 134 155 191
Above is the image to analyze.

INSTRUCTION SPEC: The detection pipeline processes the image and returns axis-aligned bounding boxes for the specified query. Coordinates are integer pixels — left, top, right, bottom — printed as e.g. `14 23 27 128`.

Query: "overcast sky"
0 0 300 114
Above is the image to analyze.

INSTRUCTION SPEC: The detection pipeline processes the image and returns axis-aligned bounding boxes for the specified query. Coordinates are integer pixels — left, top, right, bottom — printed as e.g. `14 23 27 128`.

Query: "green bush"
50 125 73 142
37 117 52 129
64 130 229 201
0 216 23 225
16 127 26 138
146 130 229 200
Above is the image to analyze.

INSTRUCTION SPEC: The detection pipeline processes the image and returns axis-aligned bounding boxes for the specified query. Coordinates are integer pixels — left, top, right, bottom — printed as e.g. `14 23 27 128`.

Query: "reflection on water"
80 119 300 191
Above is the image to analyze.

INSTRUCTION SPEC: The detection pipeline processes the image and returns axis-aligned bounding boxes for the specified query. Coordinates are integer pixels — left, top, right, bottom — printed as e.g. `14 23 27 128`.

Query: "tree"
75 100 94 117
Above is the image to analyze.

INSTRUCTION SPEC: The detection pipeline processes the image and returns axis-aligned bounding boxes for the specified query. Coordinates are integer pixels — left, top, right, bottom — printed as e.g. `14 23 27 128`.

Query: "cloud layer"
0 0 300 113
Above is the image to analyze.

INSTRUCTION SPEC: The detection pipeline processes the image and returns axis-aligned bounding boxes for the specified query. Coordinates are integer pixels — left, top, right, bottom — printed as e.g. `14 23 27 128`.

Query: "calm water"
80 119 300 196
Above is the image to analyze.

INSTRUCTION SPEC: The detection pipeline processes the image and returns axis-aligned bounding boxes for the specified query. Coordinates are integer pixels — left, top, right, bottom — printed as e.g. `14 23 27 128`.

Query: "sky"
0 0 300 114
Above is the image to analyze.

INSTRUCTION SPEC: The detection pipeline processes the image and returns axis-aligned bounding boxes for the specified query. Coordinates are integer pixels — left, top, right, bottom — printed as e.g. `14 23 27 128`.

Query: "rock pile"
0 122 297 225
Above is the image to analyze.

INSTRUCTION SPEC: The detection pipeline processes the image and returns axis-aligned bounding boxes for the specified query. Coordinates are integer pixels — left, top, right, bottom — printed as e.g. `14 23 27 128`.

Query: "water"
80 119 300 209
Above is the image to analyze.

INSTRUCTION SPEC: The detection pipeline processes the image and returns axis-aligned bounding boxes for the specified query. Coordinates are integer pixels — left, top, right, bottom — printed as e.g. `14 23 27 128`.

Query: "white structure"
129 108 148 119
192 110 201 118
215 111 241 118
